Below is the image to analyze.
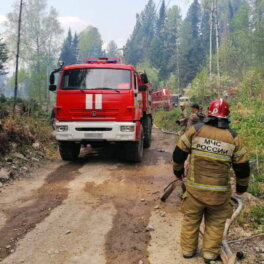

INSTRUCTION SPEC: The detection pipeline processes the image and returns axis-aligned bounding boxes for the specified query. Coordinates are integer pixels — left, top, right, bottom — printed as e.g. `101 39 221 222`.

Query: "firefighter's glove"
174 169 184 180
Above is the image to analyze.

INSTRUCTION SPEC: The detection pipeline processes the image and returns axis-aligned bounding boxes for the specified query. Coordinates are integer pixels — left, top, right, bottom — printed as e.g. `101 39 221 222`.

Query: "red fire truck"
49 57 152 162
152 89 172 111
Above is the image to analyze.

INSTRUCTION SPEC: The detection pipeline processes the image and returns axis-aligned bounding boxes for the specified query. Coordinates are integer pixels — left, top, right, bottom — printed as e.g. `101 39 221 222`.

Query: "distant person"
176 103 189 135
186 103 205 129
172 99 250 263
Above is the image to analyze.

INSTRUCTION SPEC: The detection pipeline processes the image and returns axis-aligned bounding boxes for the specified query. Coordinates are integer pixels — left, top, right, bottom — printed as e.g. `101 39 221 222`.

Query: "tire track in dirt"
0 162 83 261
85 147 172 264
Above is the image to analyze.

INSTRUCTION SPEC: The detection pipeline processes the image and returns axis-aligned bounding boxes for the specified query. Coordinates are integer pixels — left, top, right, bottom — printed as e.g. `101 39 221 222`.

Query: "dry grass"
0 115 55 157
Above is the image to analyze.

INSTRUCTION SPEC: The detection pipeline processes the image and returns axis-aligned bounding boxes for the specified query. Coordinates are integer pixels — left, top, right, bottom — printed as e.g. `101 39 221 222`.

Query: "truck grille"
75 128 112 132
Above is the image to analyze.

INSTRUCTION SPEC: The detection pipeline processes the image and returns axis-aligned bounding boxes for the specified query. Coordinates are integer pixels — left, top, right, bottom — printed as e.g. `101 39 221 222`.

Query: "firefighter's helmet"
208 99 230 118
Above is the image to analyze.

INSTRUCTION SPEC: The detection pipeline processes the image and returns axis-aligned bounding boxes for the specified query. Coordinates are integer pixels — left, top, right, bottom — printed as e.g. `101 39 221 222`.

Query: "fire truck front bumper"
55 121 136 142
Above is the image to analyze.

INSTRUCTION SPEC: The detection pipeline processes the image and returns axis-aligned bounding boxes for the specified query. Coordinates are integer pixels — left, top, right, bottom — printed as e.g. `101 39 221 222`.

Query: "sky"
0 0 191 47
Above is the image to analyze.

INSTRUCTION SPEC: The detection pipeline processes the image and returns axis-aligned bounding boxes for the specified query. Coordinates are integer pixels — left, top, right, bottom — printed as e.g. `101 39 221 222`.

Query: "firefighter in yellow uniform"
172 99 250 263
187 103 205 129
176 103 189 135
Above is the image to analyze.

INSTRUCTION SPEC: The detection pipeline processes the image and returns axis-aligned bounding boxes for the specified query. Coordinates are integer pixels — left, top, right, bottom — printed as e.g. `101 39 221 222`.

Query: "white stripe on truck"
95 94 102 109
86 94 93 109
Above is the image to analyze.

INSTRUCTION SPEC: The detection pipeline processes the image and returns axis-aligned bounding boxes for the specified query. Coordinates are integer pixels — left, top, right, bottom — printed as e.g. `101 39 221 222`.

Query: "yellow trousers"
181 191 233 258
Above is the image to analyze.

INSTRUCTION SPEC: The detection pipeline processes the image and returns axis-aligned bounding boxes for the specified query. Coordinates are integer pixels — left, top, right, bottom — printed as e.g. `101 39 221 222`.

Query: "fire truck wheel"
143 116 152 148
117 142 126 161
59 141 81 161
126 126 144 162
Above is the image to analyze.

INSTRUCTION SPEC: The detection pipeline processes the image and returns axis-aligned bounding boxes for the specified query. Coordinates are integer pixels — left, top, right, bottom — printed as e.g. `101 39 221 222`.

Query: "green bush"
248 183 263 198
238 205 264 233
0 95 50 119
230 100 264 198
153 108 181 131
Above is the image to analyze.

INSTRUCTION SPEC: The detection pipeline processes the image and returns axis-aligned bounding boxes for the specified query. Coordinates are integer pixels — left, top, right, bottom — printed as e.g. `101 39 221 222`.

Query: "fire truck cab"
49 57 152 162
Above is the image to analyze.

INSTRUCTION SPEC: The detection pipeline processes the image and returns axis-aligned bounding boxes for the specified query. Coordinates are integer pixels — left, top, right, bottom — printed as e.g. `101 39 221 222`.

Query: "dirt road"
0 128 205 264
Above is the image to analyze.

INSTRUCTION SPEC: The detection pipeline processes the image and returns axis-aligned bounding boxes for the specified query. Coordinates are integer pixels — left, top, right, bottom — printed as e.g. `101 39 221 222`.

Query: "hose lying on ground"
153 123 178 135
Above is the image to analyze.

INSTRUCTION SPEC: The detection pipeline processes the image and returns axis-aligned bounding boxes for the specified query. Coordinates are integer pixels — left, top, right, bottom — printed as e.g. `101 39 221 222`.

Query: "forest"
0 0 263 200
0 0 263 104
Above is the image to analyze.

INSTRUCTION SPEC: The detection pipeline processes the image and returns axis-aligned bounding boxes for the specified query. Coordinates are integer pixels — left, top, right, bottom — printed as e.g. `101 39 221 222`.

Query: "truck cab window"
61 68 131 90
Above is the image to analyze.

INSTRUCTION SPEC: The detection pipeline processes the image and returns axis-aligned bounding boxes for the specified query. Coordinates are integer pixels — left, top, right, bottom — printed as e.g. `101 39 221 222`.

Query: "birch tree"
5 0 63 102
106 41 121 57
78 26 104 58
0 37 8 75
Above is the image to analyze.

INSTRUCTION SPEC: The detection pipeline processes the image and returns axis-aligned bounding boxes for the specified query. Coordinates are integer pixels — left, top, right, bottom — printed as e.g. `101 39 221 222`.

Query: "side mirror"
49 84 57 91
139 85 147 92
50 72 55 85
140 73 149 84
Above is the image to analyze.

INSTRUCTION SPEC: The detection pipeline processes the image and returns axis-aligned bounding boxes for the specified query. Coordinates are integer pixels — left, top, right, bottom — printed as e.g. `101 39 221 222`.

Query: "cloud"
0 15 7 33
58 16 90 35
0 15 7 24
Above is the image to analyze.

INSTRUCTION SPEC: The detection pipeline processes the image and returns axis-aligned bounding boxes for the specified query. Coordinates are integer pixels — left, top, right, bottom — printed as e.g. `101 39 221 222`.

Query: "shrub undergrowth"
0 97 55 158
153 107 182 131
230 100 264 198
237 205 264 233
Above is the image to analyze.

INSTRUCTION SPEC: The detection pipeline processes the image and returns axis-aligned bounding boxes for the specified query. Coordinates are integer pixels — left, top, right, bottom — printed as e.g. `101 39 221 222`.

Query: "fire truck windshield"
61 68 131 90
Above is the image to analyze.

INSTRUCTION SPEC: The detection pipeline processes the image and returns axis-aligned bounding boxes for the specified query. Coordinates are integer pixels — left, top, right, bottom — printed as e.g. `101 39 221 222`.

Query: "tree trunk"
209 0 213 81
13 0 23 114
214 0 220 96
176 38 181 95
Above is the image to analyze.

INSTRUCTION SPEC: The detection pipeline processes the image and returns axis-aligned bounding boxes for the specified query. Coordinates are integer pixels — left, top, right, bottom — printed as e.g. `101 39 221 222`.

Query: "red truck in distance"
49 57 153 162
152 89 173 111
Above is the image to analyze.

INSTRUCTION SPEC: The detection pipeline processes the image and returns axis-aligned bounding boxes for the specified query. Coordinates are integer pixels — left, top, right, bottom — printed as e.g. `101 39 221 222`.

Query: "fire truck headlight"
56 125 68 132
120 126 134 132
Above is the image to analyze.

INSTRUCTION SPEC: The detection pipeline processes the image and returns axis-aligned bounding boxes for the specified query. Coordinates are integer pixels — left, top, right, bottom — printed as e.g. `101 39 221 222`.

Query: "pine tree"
187 0 201 39
148 0 167 78
60 29 75 65
156 0 166 37
163 6 182 79
72 33 79 63
125 0 157 65
140 0 157 47
179 0 203 86
125 14 143 65
200 4 210 56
